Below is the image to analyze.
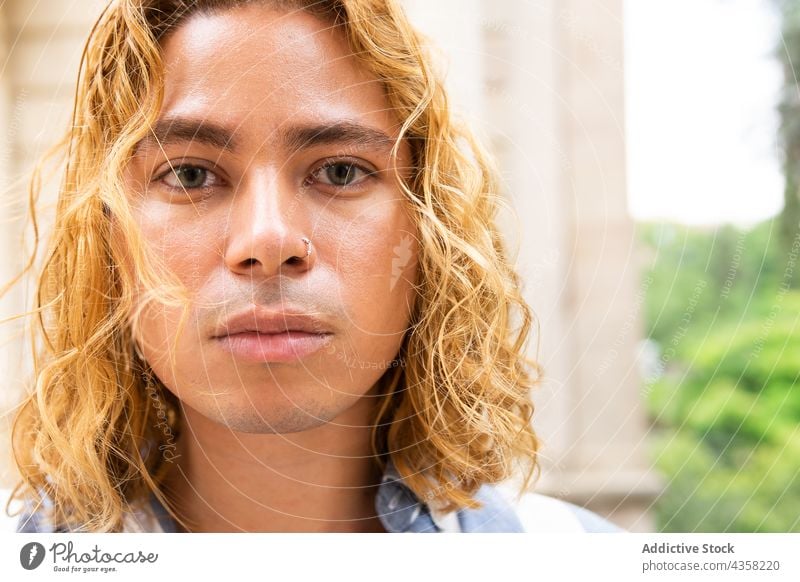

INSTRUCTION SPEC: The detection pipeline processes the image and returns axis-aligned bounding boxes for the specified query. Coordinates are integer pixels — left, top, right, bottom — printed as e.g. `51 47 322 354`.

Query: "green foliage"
642 219 800 532
650 430 800 532
642 0 800 533
639 220 783 352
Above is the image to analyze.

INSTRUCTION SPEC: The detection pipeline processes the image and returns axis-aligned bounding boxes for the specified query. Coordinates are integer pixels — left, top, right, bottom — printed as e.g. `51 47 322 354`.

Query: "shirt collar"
374 457 456 532
123 457 459 533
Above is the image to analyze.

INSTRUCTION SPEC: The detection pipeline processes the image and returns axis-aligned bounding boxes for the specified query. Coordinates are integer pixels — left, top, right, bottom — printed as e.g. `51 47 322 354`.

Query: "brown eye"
314 162 371 187
163 165 211 189
326 163 358 185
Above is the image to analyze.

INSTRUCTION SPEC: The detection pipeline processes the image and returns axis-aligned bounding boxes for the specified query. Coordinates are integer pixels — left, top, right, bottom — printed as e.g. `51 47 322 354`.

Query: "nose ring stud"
301 237 312 259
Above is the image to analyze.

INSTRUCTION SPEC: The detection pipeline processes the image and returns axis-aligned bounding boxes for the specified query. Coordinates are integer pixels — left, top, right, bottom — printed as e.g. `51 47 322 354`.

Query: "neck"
162 389 388 533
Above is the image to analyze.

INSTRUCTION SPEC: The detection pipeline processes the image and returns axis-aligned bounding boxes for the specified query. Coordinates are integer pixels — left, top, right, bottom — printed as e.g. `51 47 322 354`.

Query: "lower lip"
215 331 333 363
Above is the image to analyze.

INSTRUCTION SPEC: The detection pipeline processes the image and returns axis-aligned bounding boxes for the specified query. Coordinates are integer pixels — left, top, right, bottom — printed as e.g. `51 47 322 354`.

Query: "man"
11 0 619 533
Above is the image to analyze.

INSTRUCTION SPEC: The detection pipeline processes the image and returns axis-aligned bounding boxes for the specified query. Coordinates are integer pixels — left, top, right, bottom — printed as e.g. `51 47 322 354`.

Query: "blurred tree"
640 0 800 535
640 220 800 532
646 305 800 532
640 220 781 349
777 0 800 283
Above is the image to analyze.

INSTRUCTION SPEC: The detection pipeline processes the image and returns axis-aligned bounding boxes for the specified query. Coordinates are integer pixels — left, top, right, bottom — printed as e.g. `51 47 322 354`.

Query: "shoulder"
8 488 167 533
7 490 55 533
513 491 624 532
0 488 32 533
455 484 624 533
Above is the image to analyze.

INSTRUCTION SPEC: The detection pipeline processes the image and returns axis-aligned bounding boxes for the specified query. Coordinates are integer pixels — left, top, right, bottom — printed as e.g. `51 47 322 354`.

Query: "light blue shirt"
17 458 622 533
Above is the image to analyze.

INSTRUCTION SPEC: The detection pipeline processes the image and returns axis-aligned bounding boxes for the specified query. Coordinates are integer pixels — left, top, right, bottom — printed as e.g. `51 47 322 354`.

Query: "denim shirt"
17 459 621 533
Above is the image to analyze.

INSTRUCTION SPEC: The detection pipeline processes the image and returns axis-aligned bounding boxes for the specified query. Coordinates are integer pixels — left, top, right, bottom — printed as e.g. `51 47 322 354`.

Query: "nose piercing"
301 237 312 259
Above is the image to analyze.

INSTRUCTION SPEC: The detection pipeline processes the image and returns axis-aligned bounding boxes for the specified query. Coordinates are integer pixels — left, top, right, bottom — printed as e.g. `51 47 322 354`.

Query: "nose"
223 171 314 277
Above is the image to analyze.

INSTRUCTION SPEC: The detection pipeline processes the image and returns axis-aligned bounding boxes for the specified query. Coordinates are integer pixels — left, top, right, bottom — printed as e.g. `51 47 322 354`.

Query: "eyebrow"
135 117 397 156
138 117 237 152
282 122 397 154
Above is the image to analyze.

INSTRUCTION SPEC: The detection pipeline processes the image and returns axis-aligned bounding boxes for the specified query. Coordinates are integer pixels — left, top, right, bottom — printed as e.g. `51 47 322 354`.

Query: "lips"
212 308 333 363
213 310 332 336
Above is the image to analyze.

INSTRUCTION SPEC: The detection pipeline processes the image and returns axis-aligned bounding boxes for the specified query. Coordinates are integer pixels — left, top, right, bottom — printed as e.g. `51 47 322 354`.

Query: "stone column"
545 0 660 531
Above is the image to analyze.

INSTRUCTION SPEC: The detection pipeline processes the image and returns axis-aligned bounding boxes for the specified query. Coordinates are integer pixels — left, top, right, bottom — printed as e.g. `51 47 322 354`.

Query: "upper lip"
212 308 333 337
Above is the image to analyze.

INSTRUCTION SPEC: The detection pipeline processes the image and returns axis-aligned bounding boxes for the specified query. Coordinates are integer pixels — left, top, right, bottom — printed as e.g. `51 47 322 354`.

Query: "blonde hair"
9 0 540 531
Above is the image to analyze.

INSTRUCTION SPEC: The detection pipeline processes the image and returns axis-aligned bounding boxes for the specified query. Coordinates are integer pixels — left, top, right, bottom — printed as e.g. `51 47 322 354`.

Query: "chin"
193 395 350 435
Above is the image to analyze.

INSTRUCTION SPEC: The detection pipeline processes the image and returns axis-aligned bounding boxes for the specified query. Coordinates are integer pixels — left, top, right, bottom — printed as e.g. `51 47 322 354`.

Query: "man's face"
123 5 418 433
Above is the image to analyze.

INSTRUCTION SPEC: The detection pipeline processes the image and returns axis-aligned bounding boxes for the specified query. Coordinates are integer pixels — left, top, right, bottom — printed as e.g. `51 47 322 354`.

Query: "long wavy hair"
8 0 541 531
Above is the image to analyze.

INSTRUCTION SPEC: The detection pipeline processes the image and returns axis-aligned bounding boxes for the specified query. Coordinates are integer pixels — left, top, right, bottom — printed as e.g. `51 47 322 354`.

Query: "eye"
310 161 373 189
158 164 220 190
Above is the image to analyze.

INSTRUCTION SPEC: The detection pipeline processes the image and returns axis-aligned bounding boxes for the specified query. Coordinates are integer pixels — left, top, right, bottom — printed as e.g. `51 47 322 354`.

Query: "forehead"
157 4 396 137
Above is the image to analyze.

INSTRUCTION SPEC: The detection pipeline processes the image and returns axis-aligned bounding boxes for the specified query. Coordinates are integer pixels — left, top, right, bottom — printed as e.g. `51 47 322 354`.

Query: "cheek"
327 199 419 336
129 204 218 372
135 203 219 288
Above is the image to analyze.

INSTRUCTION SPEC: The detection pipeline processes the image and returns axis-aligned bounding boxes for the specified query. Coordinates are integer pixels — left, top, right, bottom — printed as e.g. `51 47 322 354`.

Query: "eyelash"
304 159 375 191
155 163 220 193
153 159 376 197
